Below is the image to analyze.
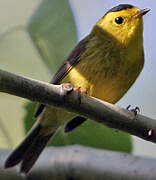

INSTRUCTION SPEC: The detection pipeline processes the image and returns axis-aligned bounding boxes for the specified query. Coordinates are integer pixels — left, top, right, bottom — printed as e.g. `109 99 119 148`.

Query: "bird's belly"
63 70 121 103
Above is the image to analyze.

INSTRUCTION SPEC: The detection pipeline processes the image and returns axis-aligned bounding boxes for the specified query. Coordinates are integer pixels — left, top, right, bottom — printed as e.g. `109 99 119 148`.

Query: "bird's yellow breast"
62 34 144 104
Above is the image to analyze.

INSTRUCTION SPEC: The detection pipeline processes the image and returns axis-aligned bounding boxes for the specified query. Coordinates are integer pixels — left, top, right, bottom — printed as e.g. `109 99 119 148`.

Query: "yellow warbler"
5 4 150 173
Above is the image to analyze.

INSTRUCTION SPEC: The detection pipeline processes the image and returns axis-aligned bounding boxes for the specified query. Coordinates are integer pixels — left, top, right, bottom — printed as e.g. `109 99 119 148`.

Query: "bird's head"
93 4 150 45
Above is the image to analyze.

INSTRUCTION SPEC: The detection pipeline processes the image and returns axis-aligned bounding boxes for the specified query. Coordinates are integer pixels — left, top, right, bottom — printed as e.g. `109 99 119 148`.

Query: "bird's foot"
126 105 140 116
61 83 87 105
74 87 88 95
74 87 88 105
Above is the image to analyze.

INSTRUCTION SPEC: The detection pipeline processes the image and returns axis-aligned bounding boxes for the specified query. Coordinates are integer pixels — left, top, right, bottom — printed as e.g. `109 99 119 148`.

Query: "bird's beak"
134 8 150 18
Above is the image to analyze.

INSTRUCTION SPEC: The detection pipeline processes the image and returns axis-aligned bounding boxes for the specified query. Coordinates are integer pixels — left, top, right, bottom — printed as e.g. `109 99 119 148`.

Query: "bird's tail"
4 123 54 174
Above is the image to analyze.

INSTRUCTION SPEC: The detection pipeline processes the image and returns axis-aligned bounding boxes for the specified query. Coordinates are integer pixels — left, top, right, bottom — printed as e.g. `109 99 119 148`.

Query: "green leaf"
27 0 77 74
51 121 132 153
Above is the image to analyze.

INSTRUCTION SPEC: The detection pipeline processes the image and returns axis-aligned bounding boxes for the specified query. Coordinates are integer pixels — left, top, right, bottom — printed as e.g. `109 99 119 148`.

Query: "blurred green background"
0 0 155 157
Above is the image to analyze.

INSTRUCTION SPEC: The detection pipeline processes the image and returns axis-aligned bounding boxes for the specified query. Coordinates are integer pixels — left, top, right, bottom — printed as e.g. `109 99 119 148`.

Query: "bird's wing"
34 34 92 118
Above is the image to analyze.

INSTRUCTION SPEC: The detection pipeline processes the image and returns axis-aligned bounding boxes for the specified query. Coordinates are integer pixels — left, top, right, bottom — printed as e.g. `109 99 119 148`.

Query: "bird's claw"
74 87 88 95
74 87 88 105
126 105 140 116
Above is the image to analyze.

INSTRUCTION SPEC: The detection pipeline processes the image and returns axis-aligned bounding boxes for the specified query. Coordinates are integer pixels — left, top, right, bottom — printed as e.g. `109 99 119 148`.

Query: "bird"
4 4 150 174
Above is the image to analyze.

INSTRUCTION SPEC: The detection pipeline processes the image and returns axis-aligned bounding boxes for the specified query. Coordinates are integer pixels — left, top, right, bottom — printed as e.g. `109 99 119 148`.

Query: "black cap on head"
105 4 134 15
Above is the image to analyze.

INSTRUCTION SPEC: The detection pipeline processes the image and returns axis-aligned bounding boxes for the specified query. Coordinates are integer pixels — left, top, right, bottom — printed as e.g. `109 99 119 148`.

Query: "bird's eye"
115 17 124 24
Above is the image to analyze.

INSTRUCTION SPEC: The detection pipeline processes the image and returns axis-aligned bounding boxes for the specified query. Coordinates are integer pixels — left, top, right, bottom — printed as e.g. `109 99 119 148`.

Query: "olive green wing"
34 34 92 118
51 34 91 84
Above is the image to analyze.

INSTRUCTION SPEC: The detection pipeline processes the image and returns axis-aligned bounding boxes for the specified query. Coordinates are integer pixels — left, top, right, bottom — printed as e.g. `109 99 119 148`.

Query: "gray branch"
0 69 156 143
1 146 156 180
1 69 156 179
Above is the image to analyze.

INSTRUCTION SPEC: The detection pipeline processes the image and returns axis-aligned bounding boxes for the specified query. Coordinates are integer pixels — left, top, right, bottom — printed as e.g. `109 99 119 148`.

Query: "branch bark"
1 146 156 180
0 69 156 143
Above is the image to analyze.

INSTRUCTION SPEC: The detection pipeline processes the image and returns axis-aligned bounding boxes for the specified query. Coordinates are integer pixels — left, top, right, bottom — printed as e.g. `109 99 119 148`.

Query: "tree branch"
0 69 156 143
1 146 156 180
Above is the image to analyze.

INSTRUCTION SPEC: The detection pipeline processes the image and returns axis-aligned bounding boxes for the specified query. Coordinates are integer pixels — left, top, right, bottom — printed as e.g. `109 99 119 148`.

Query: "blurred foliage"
27 0 77 74
0 24 51 148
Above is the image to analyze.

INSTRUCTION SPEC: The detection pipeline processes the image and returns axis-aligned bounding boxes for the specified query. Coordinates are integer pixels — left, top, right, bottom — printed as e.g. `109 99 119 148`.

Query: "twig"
0 69 156 143
1 146 156 180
